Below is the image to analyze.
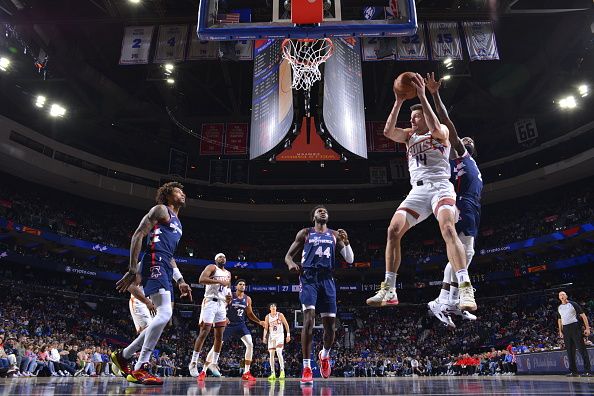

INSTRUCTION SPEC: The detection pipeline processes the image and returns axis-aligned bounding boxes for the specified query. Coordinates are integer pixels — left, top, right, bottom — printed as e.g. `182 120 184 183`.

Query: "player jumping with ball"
366 73 477 313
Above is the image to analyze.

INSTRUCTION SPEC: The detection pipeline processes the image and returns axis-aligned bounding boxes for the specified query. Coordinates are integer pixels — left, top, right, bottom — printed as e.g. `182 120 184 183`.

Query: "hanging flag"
428 22 463 60
154 25 189 63
462 21 500 61
396 23 428 61
119 26 154 65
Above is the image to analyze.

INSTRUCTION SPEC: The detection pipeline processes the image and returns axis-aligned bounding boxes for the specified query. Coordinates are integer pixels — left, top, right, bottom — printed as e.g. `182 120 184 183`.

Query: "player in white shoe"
366 73 476 311
188 253 232 380
263 303 290 381
424 72 482 326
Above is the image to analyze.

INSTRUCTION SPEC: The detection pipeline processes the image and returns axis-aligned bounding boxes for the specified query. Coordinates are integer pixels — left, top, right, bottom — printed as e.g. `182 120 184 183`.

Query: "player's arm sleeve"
340 244 354 264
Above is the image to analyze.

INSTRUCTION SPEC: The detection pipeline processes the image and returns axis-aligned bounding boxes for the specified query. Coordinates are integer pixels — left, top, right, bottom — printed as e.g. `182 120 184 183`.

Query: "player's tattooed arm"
246 296 264 326
171 258 193 301
285 228 308 273
426 72 464 155
385 93 412 143
117 205 169 293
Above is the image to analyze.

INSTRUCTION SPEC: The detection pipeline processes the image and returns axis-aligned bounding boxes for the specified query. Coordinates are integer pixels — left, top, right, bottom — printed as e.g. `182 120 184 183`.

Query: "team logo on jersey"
150 266 162 279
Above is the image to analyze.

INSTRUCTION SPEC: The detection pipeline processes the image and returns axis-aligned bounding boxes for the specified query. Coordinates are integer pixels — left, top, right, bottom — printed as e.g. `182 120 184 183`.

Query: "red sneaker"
197 371 206 382
318 351 331 379
301 367 313 384
128 363 163 386
242 371 256 381
110 351 131 376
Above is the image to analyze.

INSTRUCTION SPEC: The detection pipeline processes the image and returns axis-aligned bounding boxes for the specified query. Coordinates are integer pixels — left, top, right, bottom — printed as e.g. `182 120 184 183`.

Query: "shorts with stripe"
398 180 457 227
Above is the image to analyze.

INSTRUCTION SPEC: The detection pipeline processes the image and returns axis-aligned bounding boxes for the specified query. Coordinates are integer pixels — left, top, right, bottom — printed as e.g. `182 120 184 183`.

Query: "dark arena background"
0 1 593 395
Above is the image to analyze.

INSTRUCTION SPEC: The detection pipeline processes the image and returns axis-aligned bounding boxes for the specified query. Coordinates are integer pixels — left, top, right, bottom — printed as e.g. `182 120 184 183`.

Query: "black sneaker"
580 372 592 377
566 372 579 377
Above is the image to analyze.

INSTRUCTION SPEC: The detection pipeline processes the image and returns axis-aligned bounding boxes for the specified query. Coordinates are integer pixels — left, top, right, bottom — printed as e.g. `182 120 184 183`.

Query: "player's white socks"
205 347 215 364
244 363 250 373
276 349 284 371
123 332 145 359
191 350 200 364
134 290 173 371
212 351 220 365
449 286 459 304
438 289 450 304
455 269 470 285
303 359 311 369
269 351 276 374
384 272 397 289
321 348 330 359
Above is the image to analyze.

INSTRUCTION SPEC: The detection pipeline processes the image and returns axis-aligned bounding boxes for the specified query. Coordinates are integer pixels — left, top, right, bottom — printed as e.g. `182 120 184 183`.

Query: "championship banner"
119 26 154 65
200 123 225 155
369 121 396 152
187 25 218 60
154 25 189 63
209 159 229 183
428 22 463 60
224 123 249 155
396 23 428 61
168 148 188 178
462 21 500 61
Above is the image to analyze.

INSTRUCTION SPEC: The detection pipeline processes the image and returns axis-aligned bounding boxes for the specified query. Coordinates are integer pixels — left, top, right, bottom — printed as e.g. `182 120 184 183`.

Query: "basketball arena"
0 1 593 395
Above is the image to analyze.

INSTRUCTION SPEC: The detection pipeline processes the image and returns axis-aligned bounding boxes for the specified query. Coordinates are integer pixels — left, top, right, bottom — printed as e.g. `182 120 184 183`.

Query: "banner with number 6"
119 26 154 65
428 22 462 61
154 25 189 63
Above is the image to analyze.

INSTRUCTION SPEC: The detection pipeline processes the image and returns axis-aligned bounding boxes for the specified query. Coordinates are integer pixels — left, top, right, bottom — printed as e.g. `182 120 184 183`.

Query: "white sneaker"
461 310 477 321
189 361 200 377
207 363 222 377
366 282 398 307
459 284 477 311
428 300 455 328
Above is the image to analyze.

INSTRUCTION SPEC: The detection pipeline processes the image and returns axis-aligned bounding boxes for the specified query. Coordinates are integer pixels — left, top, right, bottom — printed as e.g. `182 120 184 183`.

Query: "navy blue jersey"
301 228 336 270
228 293 248 324
450 150 483 199
144 206 182 260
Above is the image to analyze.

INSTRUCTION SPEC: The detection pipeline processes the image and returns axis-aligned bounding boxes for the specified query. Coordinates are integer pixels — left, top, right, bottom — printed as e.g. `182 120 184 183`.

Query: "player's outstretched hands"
179 282 193 301
287 261 301 274
146 300 157 316
286 334 291 343
116 270 136 293
410 73 426 98
337 229 349 245
425 72 442 94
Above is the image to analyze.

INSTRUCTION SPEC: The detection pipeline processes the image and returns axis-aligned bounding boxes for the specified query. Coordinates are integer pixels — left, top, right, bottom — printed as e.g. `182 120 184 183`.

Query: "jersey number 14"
315 246 331 258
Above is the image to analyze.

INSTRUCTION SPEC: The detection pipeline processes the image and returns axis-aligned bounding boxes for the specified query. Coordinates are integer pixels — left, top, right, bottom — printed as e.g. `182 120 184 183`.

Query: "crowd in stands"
0 173 592 268
1 273 591 378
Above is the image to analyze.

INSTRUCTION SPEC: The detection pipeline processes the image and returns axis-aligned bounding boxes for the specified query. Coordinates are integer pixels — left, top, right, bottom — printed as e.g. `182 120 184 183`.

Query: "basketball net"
281 38 333 91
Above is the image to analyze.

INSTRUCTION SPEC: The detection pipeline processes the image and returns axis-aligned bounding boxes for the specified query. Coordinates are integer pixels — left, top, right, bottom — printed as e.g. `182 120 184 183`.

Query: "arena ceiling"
0 0 592 179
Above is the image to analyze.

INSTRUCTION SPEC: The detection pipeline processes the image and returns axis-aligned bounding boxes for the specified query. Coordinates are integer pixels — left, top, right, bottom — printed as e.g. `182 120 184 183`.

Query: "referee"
557 291 592 377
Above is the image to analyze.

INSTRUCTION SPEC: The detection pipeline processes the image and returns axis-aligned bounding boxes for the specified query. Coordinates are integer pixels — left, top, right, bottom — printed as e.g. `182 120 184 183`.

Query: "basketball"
393 72 418 100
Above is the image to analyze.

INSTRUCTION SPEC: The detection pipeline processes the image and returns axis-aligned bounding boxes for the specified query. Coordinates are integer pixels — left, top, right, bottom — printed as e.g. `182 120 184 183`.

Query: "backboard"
197 0 417 40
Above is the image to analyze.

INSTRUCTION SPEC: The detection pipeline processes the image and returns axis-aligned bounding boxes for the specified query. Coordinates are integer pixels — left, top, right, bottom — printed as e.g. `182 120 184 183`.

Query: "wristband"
172 267 183 282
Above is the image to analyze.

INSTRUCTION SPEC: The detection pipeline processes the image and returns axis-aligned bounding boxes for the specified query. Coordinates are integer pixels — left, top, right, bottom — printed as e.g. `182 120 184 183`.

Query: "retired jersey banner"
462 21 500 61
224 123 249 155
362 37 396 61
428 22 463 60
187 25 218 60
119 26 154 65
234 40 254 61
154 25 189 63
200 123 225 155
396 23 428 61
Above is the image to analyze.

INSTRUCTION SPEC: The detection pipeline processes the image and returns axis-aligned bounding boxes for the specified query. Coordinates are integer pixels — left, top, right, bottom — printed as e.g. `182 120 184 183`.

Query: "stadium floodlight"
558 96 577 109
0 57 10 71
164 63 174 72
166 78 175 84
442 75 451 81
49 103 66 117
128 0 141 4
578 84 589 97
35 95 46 108
443 57 452 65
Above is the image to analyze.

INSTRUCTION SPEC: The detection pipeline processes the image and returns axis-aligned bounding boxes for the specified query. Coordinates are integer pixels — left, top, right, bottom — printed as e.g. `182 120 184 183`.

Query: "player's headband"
215 253 226 260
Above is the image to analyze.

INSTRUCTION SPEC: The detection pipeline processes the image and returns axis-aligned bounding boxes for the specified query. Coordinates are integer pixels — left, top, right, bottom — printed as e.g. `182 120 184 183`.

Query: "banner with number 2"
119 26 154 65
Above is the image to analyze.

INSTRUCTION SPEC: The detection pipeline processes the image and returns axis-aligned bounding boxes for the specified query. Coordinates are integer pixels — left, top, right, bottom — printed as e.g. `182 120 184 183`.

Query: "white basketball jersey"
268 313 283 337
204 266 231 301
406 131 451 185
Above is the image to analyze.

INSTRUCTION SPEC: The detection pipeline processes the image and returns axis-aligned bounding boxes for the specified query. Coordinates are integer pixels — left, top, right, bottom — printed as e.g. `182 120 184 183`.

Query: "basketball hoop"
281 38 334 91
